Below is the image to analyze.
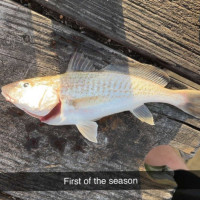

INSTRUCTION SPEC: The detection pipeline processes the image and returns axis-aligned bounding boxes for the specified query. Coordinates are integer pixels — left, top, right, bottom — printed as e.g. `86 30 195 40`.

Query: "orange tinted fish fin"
67 51 94 72
76 121 98 143
173 90 200 118
130 105 155 125
102 63 169 87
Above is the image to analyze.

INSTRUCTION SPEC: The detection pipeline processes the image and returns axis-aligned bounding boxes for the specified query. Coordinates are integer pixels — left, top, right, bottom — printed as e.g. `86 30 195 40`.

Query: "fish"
1 52 200 143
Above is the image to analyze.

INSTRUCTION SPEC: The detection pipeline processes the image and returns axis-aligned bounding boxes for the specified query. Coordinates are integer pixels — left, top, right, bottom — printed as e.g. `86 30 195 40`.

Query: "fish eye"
23 83 29 88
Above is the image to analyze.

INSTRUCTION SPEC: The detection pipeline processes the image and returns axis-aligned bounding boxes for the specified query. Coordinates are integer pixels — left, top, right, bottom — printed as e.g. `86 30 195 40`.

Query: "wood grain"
33 0 200 84
0 1 200 199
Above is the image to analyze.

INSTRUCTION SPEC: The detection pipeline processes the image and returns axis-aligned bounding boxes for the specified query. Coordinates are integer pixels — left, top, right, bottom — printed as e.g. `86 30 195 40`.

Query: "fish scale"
59 72 162 100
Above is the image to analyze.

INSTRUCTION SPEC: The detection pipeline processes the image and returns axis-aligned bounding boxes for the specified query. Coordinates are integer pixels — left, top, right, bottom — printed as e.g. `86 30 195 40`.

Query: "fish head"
1 77 60 119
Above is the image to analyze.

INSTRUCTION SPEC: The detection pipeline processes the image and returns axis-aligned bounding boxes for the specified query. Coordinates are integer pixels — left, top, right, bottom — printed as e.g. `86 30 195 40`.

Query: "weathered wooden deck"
0 0 200 199
34 0 200 84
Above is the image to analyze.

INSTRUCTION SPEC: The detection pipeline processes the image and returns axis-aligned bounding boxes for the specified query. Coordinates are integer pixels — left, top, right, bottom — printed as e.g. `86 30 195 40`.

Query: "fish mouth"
1 90 15 103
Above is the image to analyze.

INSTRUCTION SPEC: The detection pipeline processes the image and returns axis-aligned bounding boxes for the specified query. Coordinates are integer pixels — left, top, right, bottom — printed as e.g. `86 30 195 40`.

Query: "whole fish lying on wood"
1 52 200 143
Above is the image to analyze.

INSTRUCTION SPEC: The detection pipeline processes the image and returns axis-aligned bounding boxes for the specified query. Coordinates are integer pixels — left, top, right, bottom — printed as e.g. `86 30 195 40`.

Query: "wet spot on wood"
72 144 86 153
24 137 40 151
72 139 87 153
67 135 81 142
49 135 67 154
6 107 24 117
25 123 37 132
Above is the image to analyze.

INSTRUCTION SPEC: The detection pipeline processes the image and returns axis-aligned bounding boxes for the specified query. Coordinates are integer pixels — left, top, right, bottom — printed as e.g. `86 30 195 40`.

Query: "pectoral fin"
76 121 98 143
130 105 155 125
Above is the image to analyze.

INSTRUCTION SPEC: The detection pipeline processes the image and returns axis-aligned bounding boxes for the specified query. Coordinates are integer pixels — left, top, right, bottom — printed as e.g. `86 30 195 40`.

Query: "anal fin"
130 105 155 125
76 121 98 143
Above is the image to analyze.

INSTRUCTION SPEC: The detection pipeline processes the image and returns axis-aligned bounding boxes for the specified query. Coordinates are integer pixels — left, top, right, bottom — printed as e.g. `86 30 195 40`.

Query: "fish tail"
174 90 200 118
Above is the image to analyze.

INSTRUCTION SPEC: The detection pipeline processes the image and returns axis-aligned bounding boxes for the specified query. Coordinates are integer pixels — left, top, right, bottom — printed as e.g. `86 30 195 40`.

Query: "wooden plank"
0 0 200 199
0 192 21 200
33 0 200 84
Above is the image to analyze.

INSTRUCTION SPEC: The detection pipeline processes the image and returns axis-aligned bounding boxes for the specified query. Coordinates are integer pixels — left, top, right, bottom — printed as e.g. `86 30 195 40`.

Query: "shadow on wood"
33 0 200 84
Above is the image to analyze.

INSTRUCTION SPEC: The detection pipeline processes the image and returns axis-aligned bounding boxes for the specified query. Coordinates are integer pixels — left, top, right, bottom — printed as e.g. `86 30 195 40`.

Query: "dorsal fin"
102 63 170 87
67 51 94 72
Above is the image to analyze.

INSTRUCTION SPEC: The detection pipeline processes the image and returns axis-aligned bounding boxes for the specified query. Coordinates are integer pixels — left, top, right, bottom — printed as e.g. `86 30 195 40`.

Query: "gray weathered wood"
0 192 21 200
0 0 200 200
33 0 200 84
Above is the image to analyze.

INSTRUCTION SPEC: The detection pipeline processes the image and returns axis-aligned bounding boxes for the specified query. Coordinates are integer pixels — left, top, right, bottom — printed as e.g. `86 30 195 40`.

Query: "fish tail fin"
175 90 200 118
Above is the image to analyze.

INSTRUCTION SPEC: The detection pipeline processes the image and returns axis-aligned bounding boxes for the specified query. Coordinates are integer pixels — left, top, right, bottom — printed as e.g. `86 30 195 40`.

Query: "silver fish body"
46 72 179 126
1 52 200 143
